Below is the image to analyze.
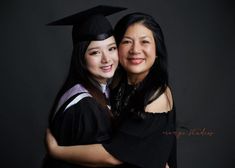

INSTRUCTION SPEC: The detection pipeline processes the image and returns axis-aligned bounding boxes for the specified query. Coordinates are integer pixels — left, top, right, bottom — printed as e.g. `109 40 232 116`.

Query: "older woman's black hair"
112 12 169 118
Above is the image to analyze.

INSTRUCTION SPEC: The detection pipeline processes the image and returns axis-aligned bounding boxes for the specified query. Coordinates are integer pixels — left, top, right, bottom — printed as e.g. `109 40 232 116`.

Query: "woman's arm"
47 130 170 168
46 129 122 167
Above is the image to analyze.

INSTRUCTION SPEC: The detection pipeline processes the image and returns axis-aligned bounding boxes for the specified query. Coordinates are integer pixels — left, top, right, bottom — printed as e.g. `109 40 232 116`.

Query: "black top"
43 93 113 168
103 110 177 168
102 84 177 168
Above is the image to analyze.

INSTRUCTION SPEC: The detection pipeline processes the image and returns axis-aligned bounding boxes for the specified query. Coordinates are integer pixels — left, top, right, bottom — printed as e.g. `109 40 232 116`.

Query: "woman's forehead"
87 36 116 49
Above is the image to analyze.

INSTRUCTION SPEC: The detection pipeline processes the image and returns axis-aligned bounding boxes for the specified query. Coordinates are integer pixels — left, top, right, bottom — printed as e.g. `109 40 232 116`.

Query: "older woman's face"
118 23 156 81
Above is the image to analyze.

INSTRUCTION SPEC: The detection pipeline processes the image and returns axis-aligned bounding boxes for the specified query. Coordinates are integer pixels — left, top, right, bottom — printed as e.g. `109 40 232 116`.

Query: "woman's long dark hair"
111 12 169 117
48 40 108 126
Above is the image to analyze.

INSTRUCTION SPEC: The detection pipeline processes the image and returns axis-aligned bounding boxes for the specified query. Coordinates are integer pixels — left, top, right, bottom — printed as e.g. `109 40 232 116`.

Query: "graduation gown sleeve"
43 96 113 168
52 96 112 146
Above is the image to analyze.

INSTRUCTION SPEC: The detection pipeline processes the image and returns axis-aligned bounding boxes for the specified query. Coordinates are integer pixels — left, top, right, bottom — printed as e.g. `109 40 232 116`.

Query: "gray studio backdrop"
0 0 234 167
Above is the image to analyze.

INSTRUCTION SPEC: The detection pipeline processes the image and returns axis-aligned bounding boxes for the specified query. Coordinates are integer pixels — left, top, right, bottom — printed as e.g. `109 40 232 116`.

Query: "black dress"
43 84 113 168
103 110 177 168
102 84 177 168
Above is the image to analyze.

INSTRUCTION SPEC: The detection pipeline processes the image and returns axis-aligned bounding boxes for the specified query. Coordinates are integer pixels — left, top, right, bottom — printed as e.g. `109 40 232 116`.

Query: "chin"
127 68 144 74
102 73 115 79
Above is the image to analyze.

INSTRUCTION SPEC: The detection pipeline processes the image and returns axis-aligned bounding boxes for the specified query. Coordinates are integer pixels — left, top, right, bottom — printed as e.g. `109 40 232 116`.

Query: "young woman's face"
118 23 156 81
85 36 118 84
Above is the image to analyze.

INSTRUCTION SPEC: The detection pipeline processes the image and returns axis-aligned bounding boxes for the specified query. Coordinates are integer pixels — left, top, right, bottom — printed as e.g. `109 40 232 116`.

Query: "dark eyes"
90 51 100 55
121 40 150 45
121 40 131 44
142 40 150 44
109 46 117 51
89 46 116 56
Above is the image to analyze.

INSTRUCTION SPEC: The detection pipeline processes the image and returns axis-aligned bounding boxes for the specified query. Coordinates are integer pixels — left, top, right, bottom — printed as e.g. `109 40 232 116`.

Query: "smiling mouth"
127 58 144 65
101 65 112 72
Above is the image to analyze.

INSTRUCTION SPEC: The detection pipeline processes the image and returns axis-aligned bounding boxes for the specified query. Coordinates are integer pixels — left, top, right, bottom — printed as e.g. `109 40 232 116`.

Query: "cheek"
118 45 129 56
145 47 156 66
118 46 128 63
149 53 156 65
148 44 156 55
118 54 125 66
148 45 156 58
150 56 156 66
112 51 119 62
85 57 98 70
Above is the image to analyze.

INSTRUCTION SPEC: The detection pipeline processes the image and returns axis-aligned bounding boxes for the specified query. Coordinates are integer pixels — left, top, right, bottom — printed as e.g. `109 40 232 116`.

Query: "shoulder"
65 95 108 118
145 86 173 113
66 95 99 112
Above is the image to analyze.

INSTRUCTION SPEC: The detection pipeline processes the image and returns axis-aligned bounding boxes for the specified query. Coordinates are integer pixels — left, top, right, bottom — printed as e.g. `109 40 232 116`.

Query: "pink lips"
101 65 112 72
127 58 144 65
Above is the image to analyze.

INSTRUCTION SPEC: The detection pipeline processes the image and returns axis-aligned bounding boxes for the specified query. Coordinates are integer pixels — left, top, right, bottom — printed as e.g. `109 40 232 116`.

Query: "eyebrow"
87 42 116 51
107 42 116 46
123 36 151 40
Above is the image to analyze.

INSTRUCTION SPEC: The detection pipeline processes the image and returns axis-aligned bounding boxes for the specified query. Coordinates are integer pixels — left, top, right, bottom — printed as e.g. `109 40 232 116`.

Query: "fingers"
165 163 169 168
46 128 51 134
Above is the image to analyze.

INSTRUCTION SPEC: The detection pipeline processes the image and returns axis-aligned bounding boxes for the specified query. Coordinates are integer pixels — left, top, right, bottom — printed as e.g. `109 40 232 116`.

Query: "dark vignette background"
0 0 234 167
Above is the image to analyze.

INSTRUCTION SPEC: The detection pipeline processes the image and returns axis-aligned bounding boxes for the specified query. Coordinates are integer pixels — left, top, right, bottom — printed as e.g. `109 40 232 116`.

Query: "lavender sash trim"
55 84 89 113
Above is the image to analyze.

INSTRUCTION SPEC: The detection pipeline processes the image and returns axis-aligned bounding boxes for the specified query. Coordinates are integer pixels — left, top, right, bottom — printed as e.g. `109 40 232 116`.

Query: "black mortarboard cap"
48 5 126 43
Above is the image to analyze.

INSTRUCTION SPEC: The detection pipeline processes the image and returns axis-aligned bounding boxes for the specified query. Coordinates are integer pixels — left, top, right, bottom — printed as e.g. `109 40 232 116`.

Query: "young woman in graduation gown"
42 6 126 168
45 12 177 168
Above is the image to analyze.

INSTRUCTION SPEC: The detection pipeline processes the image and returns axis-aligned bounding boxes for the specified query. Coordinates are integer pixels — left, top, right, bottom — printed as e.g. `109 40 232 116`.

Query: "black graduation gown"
43 93 113 168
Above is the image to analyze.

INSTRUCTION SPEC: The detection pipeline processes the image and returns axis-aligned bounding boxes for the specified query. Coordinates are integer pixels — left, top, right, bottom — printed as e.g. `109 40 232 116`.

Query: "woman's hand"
165 163 169 168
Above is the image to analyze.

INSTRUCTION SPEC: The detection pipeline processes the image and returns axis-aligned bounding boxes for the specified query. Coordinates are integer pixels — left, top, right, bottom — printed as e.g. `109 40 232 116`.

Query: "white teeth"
101 65 112 70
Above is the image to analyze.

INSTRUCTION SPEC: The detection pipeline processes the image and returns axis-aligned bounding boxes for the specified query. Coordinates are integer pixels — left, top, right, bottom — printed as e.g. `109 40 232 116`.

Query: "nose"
130 41 141 54
101 51 110 63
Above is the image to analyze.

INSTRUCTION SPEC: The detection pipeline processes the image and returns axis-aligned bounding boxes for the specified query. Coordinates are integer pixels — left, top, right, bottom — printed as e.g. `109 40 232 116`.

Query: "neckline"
100 83 107 93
